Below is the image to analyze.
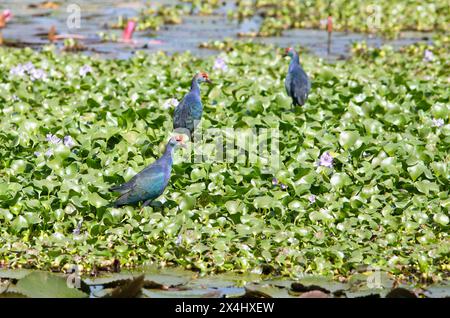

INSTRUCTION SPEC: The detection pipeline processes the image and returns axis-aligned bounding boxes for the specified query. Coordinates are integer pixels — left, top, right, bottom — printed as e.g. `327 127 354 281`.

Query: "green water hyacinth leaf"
185 183 205 194
309 209 335 222
0 183 9 198
431 103 449 118
253 196 274 209
10 160 27 174
339 131 360 150
87 192 109 208
430 162 447 177
415 181 440 195
433 213 449 226
191 168 207 181
380 157 398 174
225 200 241 214
11 216 28 232
330 173 351 189
53 144 71 160
288 200 302 210
23 212 42 225
408 162 427 181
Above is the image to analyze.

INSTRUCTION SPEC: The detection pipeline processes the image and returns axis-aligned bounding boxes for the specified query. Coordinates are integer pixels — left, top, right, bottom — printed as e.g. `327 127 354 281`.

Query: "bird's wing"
135 162 169 197
173 96 192 130
115 163 167 206
110 159 163 195
110 176 137 194
285 71 292 97
290 67 311 106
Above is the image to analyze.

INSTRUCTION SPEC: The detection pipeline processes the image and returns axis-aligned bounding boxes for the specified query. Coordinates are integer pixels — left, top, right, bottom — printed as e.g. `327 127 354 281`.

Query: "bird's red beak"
175 135 188 148
201 72 212 84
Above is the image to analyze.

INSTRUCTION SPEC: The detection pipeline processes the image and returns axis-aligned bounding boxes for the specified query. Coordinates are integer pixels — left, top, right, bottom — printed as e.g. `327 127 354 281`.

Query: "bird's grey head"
284 47 297 58
168 134 187 149
195 72 212 84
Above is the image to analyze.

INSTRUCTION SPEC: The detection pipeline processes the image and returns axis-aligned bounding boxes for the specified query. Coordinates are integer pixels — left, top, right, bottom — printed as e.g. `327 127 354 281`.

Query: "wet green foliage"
182 0 222 15
0 35 449 283
112 4 185 31
230 0 450 38
114 1 450 38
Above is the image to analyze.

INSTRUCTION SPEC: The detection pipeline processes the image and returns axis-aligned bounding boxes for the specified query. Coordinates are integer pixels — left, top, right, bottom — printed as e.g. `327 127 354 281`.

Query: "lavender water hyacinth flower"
162 98 178 110
175 234 182 246
10 64 26 77
272 177 287 190
213 57 228 72
423 50 434 62
272 177 279 186
73 218 83 235
63 135 75 148
309 194 316 204
46 133 61 144
11 62 47 81
318 152 333 168
432 118 444 127
29 68 47 81
23 62 35 72
79 65 93 77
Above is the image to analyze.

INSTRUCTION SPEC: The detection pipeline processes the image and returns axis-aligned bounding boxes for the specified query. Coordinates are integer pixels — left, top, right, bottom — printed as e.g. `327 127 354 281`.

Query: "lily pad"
103 274 144 298
0 269 32 280
142 288 222 298
244 283 296 298
16 272 87 298
423 284 450 298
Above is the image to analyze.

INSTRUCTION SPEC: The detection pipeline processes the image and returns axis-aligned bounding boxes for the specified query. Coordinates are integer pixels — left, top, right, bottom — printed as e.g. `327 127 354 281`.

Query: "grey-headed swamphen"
173 72 211 139
284 47 311 107
110 135 186 208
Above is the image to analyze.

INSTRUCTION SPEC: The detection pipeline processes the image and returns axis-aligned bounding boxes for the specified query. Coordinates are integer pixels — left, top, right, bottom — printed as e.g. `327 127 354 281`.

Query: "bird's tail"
105 202 116 208
112 192 133 208
109 182 132 194
109 185 122 192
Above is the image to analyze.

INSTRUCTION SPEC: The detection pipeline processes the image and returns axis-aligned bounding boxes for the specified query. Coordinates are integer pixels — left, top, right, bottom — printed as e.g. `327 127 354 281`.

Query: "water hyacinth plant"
317 152 334 168
116 0 450 39
79 65 93 77
232 0 450 38
0 33 448 290
213 57 228 72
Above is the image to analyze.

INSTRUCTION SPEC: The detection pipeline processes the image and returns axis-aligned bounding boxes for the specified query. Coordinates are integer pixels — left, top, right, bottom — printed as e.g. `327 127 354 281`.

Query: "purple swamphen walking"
110 135 187 208
173 72 211 139
284 47 311 108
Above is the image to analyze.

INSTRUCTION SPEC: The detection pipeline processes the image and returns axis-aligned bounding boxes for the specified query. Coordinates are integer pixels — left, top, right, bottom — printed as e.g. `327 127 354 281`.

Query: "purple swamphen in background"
284 47 311 108
110 135 187 208
173 72 212 139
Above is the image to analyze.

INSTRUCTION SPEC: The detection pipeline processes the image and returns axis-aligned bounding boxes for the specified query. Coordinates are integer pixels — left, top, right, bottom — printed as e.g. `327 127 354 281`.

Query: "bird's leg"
143 199 153 207
140 199 153 212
